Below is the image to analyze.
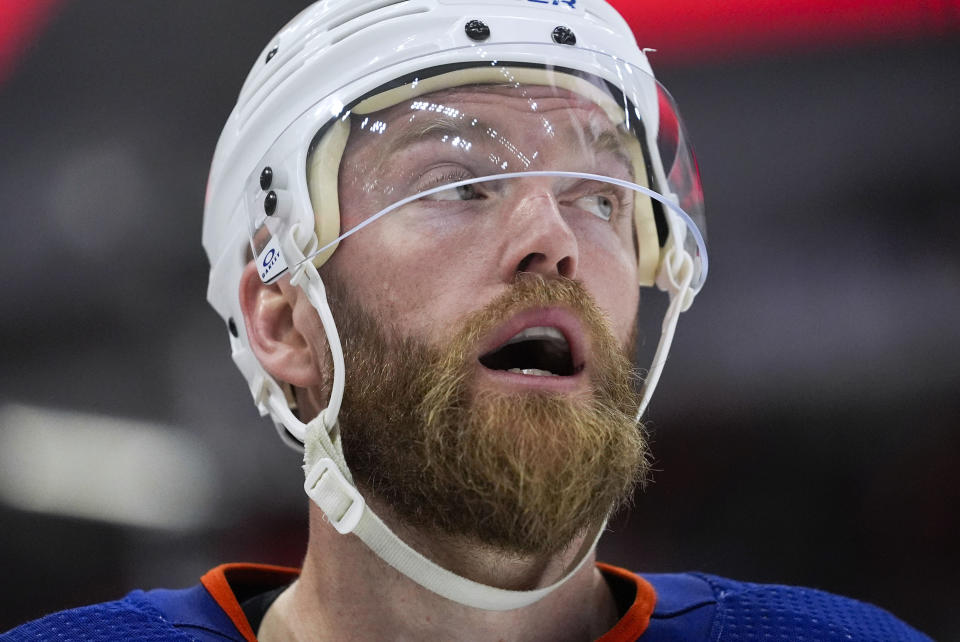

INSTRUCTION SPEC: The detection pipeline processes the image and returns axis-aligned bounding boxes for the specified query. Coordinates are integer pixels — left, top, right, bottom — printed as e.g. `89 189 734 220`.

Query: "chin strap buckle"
304 457 365 534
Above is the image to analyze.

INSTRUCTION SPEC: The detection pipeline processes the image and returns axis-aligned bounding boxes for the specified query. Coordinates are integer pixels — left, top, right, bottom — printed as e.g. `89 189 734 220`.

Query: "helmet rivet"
265 46 278 63
465 20 491 42
264 191 278 216
260 167 273 190
228 318 239 338
552 26 576 45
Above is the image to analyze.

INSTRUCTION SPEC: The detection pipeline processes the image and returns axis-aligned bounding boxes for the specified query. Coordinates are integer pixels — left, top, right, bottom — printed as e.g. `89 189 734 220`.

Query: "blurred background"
1 0 957 638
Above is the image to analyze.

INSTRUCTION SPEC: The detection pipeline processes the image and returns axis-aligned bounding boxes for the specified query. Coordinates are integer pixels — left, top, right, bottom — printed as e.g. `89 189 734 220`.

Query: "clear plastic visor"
247 54 706 290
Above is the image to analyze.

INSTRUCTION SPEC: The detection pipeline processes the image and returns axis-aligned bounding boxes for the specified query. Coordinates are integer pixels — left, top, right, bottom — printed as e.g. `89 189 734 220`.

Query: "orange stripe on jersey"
595 563 657 641
199 561 652 640
201 563 300 642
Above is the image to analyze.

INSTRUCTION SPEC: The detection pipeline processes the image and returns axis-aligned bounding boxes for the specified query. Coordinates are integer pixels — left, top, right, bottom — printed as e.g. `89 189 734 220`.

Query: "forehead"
371 81 614 116
342 83 635 172
393 83 612 117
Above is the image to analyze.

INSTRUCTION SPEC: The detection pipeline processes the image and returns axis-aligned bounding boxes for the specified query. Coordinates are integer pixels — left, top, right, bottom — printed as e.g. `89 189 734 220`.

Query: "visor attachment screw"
260 167 273 190
228 318 239 338
552 26 576 45
264 191 278 216
465 20 491 41
265 46 278 63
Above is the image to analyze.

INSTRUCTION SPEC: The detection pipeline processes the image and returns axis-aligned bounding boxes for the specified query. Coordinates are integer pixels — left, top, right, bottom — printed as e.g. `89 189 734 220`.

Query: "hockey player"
2 0 931 640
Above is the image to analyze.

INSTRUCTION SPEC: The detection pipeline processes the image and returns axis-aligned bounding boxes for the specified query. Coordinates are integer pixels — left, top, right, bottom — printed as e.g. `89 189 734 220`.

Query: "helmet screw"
264 191 278 216
465 20 491 42
265 46 279 63
260 166 273 190
228 318 239 338
552 26 576 45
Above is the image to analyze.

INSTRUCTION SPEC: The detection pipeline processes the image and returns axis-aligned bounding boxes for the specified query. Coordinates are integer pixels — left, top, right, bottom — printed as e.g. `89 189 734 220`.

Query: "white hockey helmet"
203 0 707 611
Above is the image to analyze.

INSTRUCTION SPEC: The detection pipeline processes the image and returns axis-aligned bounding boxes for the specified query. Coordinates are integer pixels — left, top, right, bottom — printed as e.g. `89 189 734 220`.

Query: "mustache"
441 273 626 354
442 273 639 389
327 271 616 354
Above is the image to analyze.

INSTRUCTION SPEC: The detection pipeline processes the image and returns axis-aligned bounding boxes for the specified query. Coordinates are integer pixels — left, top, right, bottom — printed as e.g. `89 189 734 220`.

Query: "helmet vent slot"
328 4 429 47
325 0 412 32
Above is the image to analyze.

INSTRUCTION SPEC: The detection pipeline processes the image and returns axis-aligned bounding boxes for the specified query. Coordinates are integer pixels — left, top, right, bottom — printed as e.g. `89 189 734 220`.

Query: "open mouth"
478 326 584 377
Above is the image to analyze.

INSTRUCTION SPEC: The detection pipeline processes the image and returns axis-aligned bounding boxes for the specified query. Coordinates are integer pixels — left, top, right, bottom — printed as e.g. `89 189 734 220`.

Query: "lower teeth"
506 368 557 376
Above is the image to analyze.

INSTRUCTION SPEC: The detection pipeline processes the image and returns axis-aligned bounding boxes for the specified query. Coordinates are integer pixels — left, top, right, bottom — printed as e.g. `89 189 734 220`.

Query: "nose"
498 185 579 282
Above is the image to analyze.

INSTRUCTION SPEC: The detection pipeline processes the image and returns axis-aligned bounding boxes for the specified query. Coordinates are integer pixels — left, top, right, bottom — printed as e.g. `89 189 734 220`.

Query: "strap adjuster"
304 457 365 534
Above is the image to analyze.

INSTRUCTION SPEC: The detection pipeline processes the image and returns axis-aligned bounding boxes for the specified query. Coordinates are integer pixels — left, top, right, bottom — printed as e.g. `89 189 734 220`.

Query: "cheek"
614 287 640 345
328 217 491 339
596 281 639 347
578 244 639 345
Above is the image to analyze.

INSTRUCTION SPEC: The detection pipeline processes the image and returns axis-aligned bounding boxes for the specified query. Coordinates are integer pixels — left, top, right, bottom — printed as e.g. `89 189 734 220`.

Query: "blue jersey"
1 563 931 641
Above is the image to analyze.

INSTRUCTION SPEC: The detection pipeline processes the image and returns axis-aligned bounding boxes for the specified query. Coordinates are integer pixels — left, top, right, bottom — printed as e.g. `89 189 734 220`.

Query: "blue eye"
574 195 614 221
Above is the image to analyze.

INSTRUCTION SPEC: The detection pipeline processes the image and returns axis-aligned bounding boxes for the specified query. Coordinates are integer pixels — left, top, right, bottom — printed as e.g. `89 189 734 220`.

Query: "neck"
259 502 619 642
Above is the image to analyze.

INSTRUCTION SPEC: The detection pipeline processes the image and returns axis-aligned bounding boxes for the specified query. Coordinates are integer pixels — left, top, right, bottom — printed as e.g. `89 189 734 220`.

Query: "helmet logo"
262 248 278 271
527 0 577 8
256 236 288 283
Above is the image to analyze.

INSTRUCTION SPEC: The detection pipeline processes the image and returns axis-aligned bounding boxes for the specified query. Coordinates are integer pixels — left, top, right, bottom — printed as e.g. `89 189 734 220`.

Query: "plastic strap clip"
304 457 365 534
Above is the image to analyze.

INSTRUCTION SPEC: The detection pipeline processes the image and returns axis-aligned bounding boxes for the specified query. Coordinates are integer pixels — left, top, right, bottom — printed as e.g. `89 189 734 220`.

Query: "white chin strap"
636 242 696 422
273 224 695 611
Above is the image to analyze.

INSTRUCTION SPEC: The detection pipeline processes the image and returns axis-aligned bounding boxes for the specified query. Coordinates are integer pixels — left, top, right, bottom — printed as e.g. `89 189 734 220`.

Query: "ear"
239 261 326 387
